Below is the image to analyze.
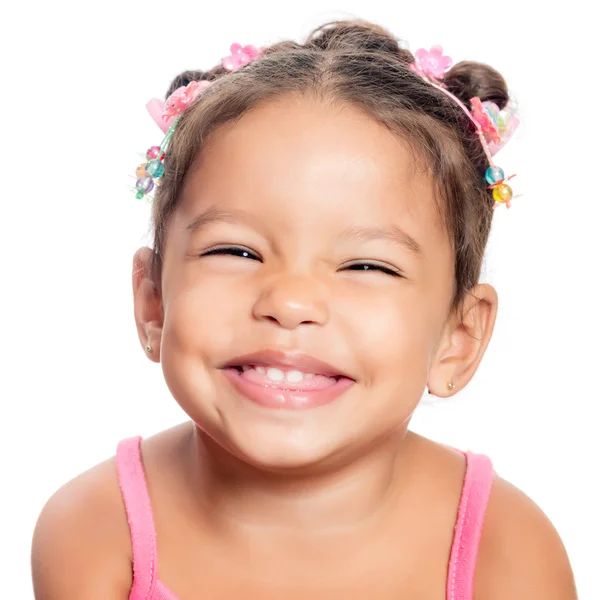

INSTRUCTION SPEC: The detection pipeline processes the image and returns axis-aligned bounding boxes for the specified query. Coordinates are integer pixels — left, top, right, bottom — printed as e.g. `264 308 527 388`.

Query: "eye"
200 245 262 261
343 262 402 277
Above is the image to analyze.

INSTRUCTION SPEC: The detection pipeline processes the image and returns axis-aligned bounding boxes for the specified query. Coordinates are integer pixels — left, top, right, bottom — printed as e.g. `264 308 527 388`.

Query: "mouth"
220 349 355 409
222 349 353 385
228 364 341 390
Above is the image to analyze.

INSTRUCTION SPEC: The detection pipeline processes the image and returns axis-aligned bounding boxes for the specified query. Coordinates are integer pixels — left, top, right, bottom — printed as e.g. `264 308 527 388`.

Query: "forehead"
176 95 447 252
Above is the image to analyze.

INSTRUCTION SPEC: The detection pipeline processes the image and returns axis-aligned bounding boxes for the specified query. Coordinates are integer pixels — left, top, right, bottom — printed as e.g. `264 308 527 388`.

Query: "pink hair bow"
146 80 213 133
470 98 519 156
146 98 171 133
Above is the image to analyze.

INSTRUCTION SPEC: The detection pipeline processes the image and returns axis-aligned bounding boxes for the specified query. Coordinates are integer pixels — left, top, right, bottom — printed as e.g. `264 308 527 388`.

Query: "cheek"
159 271 254 424
337 282 441 380
163 270 251 356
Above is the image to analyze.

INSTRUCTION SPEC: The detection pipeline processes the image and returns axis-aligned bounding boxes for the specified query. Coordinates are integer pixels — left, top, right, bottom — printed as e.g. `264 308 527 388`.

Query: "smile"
221 349 355 410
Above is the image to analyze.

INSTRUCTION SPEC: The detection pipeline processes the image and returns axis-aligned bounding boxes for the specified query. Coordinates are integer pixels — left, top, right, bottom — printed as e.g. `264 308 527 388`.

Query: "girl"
31 20 577 600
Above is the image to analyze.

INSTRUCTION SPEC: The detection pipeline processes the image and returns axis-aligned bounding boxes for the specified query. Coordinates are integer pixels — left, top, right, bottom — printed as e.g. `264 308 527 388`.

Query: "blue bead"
485 166 505 185
146 160 165 178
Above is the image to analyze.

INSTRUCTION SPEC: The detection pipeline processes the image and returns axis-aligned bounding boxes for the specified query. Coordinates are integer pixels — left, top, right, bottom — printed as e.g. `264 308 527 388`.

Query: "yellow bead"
136 163 148 178
492 183 513 204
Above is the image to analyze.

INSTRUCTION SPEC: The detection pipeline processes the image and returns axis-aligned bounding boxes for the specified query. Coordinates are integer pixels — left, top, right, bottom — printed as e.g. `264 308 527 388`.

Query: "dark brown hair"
151 20 510 312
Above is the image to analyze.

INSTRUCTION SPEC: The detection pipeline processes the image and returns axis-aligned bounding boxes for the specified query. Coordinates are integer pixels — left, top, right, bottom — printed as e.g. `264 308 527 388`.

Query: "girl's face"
142 96 466 469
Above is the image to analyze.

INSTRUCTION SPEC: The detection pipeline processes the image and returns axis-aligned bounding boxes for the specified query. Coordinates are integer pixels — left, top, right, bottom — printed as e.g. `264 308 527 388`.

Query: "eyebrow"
186 207 244 232
339 225 423 256
186 209 423 256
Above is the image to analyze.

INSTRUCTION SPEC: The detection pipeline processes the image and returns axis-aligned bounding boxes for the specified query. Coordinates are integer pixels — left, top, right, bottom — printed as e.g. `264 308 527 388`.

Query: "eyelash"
200 247 402 277
201 246 261 261
344 262 402 277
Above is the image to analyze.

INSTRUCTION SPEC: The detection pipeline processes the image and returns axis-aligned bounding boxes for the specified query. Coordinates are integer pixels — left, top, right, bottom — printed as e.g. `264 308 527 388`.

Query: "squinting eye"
200 246 261 261
343 262 402 277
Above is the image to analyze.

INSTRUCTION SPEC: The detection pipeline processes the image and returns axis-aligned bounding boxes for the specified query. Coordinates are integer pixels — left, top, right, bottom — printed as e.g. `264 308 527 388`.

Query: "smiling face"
138 95 465 469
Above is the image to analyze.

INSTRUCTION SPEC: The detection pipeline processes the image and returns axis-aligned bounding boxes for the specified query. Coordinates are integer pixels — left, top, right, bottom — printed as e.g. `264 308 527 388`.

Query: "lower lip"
222 368 354 410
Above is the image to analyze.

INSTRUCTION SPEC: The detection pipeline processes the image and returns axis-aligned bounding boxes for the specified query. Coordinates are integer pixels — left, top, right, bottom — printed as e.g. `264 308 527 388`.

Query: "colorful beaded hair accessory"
134 44 263 200
411 46 520 208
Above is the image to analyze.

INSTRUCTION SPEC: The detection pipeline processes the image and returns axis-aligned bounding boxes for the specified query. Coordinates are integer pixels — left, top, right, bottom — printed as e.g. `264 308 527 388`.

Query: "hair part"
151 20 510 314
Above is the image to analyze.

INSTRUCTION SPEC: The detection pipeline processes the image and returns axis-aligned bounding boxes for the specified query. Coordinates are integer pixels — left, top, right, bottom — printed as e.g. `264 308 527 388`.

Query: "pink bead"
146 146 161 160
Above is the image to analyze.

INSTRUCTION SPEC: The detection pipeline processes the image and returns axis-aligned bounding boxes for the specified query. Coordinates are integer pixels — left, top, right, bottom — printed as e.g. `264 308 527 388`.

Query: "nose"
252 273 329 330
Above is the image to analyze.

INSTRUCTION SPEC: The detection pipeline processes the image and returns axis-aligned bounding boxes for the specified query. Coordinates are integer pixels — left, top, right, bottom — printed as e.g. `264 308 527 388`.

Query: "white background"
2 0 598 596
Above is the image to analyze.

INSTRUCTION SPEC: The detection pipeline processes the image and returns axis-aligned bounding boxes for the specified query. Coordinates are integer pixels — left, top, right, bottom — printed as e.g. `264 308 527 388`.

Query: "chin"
236 431 340 472
208 406 351 472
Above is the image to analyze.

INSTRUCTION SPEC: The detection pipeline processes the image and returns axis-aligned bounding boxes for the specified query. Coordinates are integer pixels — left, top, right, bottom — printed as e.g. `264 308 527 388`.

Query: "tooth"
242 365 250 372
266 367 285 381
286 370 304 383
304 373 314 379
255 366 266 374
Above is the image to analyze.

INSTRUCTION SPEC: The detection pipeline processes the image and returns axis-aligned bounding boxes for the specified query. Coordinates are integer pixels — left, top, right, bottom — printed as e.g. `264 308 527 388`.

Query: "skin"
31 96 577 599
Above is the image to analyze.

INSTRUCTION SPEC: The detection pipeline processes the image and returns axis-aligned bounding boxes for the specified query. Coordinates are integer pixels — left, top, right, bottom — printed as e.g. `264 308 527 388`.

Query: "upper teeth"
241 366 315 382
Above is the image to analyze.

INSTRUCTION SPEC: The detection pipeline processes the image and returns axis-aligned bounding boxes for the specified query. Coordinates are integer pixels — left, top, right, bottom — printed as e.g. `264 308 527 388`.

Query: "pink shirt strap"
447 451 494 600
116 436 158 600
114 437 491 600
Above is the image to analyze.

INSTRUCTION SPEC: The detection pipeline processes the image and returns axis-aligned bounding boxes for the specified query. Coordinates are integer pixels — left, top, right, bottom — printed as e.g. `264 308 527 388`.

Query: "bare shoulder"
31 456 132 599
475 475 578 599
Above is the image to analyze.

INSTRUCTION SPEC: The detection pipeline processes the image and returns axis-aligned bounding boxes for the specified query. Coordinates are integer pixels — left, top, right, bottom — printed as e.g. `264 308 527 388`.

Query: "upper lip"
221 349 354 380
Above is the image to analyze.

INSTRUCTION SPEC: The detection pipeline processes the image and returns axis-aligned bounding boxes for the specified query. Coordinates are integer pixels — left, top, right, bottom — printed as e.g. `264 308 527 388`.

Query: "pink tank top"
116 436 494 600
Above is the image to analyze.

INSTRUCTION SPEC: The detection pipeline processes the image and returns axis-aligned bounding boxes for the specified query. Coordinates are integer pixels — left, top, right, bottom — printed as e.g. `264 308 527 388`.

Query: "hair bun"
305 20 413 66
443 61 509 109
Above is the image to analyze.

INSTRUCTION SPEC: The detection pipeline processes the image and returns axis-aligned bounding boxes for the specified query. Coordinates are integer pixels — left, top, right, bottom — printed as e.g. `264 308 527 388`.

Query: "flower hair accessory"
222 44 263 72
134 42 262 200
412 46 520 208
412 46 452 81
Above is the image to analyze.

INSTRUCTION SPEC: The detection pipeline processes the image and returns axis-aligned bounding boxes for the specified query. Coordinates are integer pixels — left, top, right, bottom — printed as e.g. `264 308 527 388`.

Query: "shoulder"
31 456 133 599
475 475 577 599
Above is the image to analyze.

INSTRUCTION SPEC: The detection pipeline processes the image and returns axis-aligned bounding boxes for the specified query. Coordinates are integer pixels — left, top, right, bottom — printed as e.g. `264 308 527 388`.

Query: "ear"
427 283 498 397
132 247 163 363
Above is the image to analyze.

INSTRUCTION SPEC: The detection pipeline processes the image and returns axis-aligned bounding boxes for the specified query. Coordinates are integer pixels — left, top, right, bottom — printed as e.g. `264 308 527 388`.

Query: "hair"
150 20 510 314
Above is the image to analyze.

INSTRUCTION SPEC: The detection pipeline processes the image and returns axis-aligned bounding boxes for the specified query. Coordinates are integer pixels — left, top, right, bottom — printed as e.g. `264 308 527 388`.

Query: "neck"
186 425 415 534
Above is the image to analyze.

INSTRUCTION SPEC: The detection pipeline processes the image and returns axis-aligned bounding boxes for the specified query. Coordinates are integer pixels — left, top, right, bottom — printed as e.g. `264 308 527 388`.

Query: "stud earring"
446 382 455 391
145 344 152 353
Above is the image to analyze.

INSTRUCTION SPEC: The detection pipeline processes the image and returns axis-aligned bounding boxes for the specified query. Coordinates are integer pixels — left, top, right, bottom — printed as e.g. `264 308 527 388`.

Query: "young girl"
31 20 577 600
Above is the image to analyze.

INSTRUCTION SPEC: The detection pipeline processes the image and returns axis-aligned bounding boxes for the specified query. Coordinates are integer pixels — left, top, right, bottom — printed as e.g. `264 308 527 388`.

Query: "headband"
134 43 519 207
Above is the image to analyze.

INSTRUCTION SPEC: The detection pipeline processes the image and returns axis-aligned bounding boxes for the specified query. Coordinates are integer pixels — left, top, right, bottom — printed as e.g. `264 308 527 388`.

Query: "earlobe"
132 247 163 362
427 284 498 396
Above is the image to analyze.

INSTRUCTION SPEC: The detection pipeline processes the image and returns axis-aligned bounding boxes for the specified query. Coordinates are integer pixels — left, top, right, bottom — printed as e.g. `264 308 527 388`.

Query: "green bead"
136 190 144 200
